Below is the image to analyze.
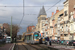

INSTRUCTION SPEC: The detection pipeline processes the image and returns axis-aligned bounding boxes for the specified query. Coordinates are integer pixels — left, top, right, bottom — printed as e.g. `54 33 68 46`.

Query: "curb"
9 43 15 50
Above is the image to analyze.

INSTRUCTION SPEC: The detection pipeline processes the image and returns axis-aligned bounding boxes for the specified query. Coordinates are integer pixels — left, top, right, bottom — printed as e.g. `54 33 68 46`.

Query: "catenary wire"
25 0 61 26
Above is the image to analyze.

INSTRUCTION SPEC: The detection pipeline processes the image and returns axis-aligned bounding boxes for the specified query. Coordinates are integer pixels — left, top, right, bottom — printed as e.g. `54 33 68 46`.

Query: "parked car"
51 40 54 43
63 40 69 45
60 40 65 44
69 40 75 46
6 36 11 43
0 39 6 43
52 40 56 43
56 40 61 44
0 39 3 42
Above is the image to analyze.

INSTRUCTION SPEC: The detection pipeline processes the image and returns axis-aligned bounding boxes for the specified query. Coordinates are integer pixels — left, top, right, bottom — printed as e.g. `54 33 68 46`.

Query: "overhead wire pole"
10 16 12 42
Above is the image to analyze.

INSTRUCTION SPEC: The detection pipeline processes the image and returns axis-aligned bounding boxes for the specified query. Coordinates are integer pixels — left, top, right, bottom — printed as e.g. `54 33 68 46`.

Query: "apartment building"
35 0 75 40
63 0 75 40
69 5 75 40
37 6 49 38
49 8 64 40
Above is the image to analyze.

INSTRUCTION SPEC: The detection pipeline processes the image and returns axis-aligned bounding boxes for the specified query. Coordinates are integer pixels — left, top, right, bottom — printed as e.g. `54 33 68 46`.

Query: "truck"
6 36 11 43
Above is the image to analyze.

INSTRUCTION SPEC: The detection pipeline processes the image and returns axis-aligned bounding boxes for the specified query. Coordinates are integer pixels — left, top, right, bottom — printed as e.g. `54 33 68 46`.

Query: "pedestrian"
49 40 51 46
49 38 52 46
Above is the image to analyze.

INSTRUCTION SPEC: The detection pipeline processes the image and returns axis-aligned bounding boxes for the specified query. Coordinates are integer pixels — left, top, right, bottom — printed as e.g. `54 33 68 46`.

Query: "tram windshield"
34 33 39 39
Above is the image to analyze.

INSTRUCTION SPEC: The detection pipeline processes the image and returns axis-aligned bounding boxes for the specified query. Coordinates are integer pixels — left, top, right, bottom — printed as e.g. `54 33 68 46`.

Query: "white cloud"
0 0 66 35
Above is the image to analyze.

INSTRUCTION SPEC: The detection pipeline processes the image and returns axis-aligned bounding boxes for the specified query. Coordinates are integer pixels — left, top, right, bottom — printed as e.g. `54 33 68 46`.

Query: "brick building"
27 26 35 32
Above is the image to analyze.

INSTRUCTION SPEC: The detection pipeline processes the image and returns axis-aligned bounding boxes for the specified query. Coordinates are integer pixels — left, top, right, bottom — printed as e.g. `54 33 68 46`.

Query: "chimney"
52 12 54 16
56 7 59 13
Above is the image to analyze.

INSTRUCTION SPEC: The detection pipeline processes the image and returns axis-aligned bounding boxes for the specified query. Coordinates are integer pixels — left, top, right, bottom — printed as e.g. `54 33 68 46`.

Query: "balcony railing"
57 34 60 37
70 18 75 22
50 26 53 28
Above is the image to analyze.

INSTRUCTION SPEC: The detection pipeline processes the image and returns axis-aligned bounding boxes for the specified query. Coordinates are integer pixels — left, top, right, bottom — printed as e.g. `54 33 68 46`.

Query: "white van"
6 36 11 43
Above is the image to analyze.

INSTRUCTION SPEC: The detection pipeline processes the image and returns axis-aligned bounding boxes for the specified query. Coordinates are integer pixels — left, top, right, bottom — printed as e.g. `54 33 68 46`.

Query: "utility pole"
10 16 12 42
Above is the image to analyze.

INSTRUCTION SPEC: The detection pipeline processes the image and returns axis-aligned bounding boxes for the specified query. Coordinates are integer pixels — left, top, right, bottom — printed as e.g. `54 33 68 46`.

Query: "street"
14 40 50 50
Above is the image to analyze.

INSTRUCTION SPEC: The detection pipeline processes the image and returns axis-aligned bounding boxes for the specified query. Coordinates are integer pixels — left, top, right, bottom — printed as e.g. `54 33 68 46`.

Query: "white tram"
25 32 39 44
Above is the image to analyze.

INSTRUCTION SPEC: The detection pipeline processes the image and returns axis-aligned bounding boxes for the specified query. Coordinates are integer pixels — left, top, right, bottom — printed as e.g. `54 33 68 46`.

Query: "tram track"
15 43 28 50
27 43 50 50
37 44 50 50
22 44 28 50
27 44 39 50
15 40 50 50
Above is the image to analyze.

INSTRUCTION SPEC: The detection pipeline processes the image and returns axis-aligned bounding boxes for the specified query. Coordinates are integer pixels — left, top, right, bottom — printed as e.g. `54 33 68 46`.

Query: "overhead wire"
46 0 61 11
26 0 61 27
0 0 62 26
19 0 24 26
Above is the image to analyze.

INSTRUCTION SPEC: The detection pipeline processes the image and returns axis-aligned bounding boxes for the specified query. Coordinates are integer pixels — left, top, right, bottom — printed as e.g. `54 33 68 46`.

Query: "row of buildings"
34 0 75 40
0 23 9 39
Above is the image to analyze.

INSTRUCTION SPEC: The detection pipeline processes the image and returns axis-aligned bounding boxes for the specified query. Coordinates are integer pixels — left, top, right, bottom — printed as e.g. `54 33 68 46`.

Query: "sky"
0 0 66 35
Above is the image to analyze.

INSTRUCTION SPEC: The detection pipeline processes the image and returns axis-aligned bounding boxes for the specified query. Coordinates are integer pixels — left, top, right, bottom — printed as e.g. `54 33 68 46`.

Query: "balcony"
54 34 58 37
70 30 74 34
54 24 57 27
70 19 73 23
70 18 75 23
64 20 70 24
52 19 55 21
54 32 57 34
60 21 64 25
50 26 53 28
64 31 69 34
60 29 64 34
49 34 52 36
57 34 60 37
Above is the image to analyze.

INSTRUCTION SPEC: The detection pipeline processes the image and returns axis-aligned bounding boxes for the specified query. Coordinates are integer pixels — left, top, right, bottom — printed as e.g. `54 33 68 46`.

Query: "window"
42 17 46 20
71 15 73 20
64 11 67 16
71 24 73 31
64 34 67 36
58 17 60 21
42 23 45 27
52 28 53 34
42 28 44 31
62 26 63 31
46 32 48 35
46 26 48 29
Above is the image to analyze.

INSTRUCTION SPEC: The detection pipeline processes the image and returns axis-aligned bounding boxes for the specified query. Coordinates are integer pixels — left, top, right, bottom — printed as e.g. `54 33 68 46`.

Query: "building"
69 5 75 40
35 0 75 40
37 6 49 38
27 26 35 32
62 0 75 40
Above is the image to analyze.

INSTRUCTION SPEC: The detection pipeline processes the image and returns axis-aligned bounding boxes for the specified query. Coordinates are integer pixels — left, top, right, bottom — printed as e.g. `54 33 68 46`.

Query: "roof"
63 0 68 4
38 6 46 17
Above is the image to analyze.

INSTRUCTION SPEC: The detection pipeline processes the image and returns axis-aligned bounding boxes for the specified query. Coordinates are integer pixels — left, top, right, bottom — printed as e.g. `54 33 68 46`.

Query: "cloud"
0 0 66 35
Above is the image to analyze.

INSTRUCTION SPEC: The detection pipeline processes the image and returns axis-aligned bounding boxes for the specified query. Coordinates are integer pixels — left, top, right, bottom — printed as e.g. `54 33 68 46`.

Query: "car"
0 39 3 42
60 40 65 44
56 40 61 44
52 40 56 43
63 40 69 45
69 40 75 46
6 36 11 43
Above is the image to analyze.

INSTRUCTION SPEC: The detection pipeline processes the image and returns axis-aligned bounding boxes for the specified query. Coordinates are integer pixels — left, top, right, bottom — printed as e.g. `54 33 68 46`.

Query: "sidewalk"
48 44 75 50
0 43 14 50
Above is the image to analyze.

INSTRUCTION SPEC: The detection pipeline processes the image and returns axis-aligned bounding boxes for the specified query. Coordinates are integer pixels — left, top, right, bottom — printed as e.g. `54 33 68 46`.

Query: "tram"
25 32 39 44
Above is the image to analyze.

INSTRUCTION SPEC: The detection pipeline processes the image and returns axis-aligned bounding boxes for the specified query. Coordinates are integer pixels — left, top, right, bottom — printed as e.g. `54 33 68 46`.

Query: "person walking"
49 38 52 46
